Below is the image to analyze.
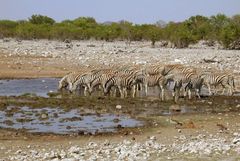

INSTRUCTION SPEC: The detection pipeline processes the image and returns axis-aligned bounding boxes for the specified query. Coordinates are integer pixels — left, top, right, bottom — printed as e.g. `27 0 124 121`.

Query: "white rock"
149 136 157 141
116 105 122 109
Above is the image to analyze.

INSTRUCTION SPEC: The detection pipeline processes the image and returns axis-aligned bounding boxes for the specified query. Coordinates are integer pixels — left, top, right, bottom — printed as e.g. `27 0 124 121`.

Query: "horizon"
0 0 239 24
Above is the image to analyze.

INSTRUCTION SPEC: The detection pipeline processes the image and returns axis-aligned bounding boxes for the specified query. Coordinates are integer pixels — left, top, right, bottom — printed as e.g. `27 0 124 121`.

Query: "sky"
0 0 239 24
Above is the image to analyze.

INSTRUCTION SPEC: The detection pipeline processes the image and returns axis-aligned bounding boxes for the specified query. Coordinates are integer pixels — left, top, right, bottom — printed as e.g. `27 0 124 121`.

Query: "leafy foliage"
29 14 55 25
0 14 240 49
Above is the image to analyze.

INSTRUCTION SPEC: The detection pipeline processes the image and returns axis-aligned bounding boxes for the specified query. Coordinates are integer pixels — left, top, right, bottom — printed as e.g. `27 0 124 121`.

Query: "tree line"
0 14 239 49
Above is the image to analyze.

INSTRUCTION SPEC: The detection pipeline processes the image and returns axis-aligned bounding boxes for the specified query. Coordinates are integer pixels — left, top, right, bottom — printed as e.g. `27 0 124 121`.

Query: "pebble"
149 136 157 141
116 105 122 109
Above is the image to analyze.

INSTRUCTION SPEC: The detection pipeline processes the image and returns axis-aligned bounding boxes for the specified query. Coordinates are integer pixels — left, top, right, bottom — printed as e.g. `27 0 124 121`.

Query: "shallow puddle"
0 78 59 97
0 106 143 134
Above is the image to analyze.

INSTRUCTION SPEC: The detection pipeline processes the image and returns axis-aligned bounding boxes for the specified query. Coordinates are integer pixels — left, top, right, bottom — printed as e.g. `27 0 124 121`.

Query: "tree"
29 14 55 25
185 15 210 41
155 20 167 28
141 24 162 47
0 20 18 37
164 22 194 48
219 16 240 48
73 17 97 29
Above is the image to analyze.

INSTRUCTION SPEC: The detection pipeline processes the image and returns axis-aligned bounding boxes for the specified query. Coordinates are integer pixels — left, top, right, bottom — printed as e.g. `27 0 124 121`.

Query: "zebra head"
103 78 114 95
58 78 68 91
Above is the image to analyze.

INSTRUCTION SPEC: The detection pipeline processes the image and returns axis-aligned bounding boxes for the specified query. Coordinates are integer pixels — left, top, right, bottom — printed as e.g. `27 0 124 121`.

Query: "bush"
0 20 18 37
0 14 239 49
29 14 55 25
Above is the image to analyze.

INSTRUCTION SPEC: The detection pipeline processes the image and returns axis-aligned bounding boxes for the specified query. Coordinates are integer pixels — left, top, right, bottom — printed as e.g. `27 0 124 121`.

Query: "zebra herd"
58 63 236 102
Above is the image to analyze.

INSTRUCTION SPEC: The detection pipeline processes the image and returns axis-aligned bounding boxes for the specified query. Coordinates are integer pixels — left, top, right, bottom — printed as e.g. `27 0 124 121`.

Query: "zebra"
145 64 165 75
164 64 196 76
58 71 87 91
104 70 146 98
167 70 203 101
143 74 172 101
69 70 104 95
84 67 141 96
89 72 116 95
184 75 204 99
145 63 194 77
200 72 235 96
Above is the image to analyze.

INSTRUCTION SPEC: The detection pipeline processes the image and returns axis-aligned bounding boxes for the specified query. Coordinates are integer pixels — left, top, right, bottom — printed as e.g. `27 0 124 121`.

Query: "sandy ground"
0 54 75 78
0 39 240 160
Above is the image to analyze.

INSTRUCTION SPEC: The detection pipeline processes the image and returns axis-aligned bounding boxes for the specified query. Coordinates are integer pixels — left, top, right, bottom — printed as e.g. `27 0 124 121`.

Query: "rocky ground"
0 38 240 160
0 38 240 75
1 112 240 161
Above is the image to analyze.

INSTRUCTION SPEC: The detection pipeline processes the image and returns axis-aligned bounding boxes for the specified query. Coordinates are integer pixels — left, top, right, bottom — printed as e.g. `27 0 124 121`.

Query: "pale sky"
0 0 239 24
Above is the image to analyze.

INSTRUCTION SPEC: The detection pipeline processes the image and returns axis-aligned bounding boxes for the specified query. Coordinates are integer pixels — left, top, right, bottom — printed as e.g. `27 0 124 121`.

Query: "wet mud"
0 78 240 136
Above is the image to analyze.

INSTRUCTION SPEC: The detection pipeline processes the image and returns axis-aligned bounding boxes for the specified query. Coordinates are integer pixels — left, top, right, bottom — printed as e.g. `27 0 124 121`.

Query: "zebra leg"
84 86 88 96
87 83 92 96
119 88 124 98
145 83 148 96
135 84 139 96
160 86 165 101
172 82 176 97
139 83 143 91
173 82 177 101
174 89 179 103
184 85 188 98
124 87 128 98
221 83 226 95
113 87 117 97
225 84 233 96
188 89 192 99
136 83 142 96
196 89 201 99
214 85 219 95
132 85 136 98
207 83 212 96
117 85 124 98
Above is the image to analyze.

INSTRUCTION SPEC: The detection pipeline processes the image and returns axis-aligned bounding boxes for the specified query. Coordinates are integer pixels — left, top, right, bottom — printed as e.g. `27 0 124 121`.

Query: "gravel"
0 38 240 73
3 133 239 160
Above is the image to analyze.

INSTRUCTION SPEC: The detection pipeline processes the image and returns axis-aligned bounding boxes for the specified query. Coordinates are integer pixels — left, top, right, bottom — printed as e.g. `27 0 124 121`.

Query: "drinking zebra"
58 71 87 91
104 70 145 98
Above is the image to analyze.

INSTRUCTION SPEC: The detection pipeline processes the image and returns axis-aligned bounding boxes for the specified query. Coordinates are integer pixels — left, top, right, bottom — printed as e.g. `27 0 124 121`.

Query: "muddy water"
0 78 239 134
0 106 143 134
0 78 59 97
0 78 237 98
